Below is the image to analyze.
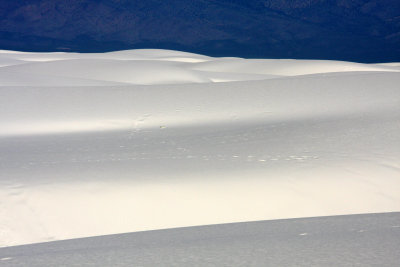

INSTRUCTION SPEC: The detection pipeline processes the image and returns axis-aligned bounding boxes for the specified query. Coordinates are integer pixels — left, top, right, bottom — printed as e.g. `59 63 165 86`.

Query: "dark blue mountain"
0 0 399 62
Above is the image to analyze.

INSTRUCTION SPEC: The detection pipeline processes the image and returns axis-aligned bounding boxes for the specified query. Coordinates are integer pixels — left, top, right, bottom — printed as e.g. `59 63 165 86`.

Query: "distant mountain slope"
0 0 399 62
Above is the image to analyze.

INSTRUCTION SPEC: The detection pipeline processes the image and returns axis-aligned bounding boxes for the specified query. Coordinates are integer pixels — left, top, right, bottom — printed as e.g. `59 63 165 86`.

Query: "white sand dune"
0 70 129 87
0 59 212 85
189 58 399 75
0 49 399 247
1 213 399 267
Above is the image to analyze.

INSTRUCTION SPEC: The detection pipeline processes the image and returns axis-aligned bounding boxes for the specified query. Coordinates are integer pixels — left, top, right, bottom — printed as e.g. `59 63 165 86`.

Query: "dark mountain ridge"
0 0 399 62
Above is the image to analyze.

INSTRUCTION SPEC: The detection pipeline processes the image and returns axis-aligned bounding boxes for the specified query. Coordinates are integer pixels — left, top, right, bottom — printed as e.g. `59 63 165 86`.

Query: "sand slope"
0 49 399 247
1 213 399 266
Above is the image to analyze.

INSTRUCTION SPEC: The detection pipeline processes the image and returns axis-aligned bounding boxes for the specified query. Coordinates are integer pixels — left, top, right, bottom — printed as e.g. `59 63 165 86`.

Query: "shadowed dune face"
0 49 399 247
1 213 399 266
